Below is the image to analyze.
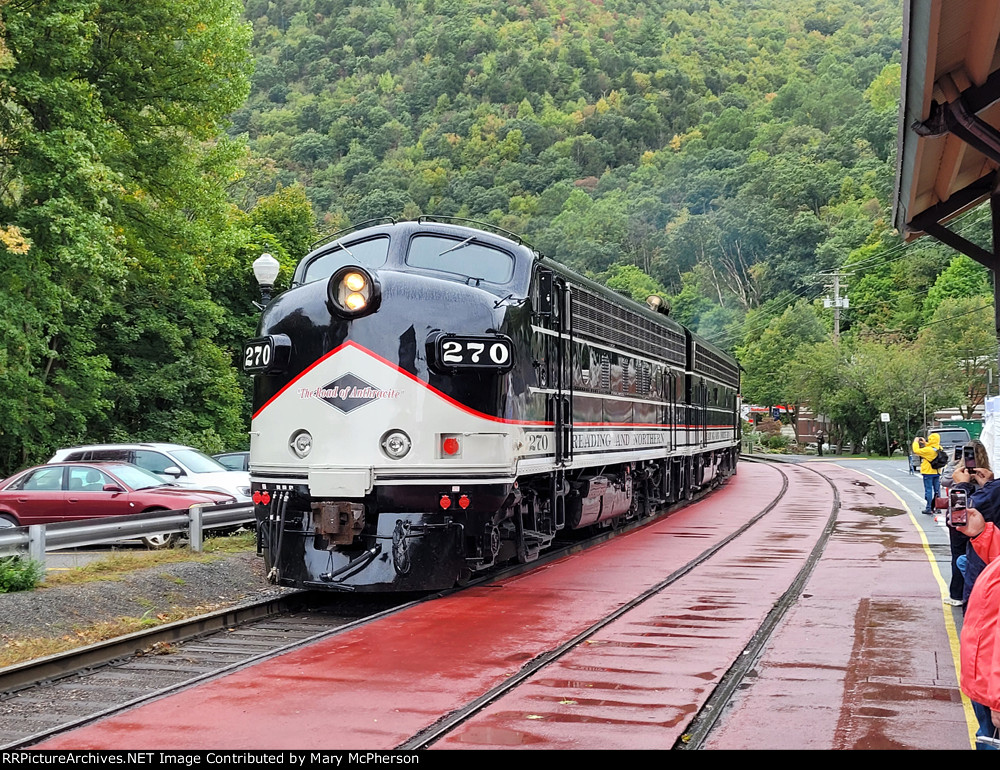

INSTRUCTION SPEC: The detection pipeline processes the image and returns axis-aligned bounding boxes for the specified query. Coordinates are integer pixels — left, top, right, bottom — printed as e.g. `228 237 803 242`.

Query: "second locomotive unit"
244 218 740 591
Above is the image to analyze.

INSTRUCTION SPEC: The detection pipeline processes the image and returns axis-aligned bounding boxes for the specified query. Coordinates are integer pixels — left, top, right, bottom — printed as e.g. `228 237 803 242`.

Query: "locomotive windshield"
300 236 390 285
405 234 514 286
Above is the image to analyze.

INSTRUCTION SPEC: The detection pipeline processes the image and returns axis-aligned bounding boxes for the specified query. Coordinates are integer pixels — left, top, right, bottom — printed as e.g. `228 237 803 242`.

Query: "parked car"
49 443 250 502
213 451 249 472
0 462 236 548
909 427 971 472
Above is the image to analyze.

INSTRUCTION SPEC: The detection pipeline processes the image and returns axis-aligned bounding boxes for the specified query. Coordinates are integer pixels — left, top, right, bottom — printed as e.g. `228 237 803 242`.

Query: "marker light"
381 430 412 459
328 266 381 317
439 494 452 510
458 494 471 509
290 430 313 458
442 437 460 456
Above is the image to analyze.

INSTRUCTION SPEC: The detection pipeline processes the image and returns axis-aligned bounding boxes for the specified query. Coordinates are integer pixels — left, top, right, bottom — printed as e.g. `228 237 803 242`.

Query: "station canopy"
894 0 1000 264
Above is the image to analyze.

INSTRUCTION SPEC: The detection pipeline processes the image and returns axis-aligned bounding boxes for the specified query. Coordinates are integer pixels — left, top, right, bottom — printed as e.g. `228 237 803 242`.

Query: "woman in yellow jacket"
912 433 943 514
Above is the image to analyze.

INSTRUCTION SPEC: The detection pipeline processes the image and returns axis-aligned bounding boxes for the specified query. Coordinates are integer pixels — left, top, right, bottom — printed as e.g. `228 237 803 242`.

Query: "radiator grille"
693 343 740 387
572 288 686 366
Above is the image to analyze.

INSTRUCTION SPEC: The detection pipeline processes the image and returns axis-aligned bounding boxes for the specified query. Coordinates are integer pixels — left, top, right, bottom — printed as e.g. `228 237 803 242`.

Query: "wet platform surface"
36 461 974 750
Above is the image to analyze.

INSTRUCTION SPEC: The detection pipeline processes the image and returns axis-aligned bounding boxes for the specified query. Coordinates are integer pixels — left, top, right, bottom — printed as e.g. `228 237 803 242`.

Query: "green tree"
0 0 253 471
739 301 825 441
917 295 996 419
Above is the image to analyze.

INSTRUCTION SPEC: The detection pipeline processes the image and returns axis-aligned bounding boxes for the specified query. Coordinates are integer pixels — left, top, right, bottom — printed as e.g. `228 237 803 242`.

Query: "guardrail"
0 502 254 577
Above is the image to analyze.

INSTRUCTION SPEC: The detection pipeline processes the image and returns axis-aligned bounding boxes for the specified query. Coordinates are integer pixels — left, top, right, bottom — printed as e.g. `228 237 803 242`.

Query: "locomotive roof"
303 219 683 326
294 219 738 375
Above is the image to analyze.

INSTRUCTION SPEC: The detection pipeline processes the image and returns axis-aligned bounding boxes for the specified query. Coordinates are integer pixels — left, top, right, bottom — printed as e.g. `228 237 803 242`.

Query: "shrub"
0 555 44 593
766 434 790 450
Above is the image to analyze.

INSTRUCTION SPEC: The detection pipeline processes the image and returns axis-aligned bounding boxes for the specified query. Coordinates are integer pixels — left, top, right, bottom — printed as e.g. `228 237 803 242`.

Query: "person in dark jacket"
951 463 1000 607
943 441 992 606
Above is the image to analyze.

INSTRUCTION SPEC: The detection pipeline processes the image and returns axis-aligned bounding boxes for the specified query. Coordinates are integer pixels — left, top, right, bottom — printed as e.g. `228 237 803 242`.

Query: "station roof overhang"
894 0 1000 265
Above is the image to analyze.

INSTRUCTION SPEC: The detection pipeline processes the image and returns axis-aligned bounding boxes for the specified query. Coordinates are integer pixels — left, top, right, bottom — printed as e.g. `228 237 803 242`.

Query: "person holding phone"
951 444 997 608
912 433 945 514
946 442 993 605
955 507 1000 749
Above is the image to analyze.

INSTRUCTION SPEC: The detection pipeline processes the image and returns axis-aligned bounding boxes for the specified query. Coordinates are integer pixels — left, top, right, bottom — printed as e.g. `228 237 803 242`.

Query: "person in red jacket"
956 508 1000 748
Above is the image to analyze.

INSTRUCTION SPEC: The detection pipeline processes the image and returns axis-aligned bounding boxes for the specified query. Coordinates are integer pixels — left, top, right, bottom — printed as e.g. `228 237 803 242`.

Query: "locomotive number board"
432 334 514 371
242 334 291 374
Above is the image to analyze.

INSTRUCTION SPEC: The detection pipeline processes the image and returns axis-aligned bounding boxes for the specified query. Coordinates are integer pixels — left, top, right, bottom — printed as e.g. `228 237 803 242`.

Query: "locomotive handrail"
310 217 398 250
0 502 254 576
417 215 537 250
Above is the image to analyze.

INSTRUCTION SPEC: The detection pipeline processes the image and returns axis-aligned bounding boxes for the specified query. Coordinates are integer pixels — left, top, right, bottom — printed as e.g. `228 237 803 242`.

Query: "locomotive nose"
327 265 382 317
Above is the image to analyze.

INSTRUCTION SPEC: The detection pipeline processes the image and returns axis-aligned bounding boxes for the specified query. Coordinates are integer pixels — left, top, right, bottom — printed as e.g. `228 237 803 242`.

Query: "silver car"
49 443 251 502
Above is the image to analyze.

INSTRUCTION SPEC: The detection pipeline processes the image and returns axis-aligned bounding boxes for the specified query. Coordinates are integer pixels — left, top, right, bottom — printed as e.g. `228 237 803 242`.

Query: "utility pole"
823 272 849 341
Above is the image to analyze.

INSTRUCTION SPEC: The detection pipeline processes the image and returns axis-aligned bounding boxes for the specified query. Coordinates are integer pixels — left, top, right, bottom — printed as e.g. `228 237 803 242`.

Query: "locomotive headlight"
290 429 313 458
328 266 381 317
380 430 412 459
344 272 366 292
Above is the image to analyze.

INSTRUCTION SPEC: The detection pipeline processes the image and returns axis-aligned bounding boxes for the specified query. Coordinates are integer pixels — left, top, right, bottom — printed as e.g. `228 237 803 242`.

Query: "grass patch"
0 607 216 668
44 529 256 588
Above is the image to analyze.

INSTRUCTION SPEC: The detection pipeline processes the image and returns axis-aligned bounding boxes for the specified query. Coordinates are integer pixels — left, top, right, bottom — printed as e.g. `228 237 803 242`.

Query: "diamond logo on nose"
317 372 400 413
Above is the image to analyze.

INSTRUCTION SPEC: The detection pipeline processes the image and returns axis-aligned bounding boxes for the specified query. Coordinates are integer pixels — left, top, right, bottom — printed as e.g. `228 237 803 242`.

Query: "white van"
49 443 251 502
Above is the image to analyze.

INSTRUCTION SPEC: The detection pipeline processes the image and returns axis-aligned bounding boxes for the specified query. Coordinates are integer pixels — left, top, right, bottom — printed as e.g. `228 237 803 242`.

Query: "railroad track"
7 459 864 750
395 457 841 750
1 479 718 750
0 593 418 749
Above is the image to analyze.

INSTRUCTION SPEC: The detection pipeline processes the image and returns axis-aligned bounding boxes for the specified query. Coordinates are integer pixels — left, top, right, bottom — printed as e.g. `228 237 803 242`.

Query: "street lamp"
252 253 280 305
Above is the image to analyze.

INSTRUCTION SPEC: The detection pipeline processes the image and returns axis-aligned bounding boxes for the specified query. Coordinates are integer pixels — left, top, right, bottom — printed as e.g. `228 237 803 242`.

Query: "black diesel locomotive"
244 219 740 591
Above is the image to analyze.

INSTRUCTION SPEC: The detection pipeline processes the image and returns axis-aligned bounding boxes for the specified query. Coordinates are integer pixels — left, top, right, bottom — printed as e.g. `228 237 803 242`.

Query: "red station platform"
36 461 975 750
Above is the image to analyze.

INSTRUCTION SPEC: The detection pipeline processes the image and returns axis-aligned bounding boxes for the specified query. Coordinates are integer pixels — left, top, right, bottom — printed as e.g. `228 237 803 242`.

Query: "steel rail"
674 458 841 749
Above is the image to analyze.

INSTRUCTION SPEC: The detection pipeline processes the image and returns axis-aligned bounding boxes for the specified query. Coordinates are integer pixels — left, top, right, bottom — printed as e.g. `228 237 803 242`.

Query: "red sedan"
0 462 236 547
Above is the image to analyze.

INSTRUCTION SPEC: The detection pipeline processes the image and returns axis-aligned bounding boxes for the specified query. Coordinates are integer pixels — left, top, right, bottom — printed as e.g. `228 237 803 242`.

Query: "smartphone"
954 447 963 462
964 445 977 470
948 489 968 527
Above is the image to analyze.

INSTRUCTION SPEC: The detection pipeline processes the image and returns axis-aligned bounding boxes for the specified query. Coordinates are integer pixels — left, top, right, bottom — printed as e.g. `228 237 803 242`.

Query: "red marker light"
252 491 262 505
458 494 470 509
439 494 452 510
442 437 460 455
261 491 271 505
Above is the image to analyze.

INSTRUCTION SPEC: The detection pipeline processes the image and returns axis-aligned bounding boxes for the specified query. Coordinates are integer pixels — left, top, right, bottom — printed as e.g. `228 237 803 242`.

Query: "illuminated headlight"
381 430 412 459
290 430 313 458
328 266 381 317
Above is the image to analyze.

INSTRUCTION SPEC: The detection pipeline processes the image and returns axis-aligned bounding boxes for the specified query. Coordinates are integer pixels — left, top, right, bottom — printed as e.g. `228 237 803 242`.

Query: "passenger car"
213 451 249 472
49 443 250 501
0 462 236 548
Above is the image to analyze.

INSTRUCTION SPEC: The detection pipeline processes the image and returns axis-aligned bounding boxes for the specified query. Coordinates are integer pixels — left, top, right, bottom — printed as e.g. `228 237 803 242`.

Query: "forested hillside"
0 0 994 472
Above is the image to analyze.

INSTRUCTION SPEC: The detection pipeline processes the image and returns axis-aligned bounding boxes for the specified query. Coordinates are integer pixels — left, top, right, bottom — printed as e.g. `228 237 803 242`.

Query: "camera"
948 488 968 527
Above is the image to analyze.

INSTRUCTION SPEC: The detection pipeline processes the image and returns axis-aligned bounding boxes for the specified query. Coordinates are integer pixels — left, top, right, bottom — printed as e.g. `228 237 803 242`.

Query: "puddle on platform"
854 505 906 518
450 725 544 746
